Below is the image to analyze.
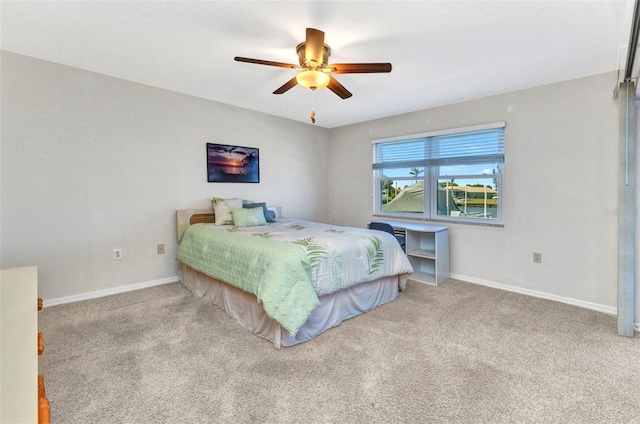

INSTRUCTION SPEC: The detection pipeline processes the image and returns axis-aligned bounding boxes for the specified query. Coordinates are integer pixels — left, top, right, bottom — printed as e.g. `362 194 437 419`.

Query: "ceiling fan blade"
273 77 298 95
328 63 392 74
305 28 325 67
234 57 297 69
327 76 352 99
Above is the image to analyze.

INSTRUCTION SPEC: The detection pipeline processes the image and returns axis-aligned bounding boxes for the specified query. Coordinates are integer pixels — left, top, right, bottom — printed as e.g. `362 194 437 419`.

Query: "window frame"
372 122 505 226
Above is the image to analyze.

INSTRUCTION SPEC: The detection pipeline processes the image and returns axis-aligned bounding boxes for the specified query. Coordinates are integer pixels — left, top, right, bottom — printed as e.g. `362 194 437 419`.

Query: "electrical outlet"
113 248 122 260
157 243 165 255
533 252 542 263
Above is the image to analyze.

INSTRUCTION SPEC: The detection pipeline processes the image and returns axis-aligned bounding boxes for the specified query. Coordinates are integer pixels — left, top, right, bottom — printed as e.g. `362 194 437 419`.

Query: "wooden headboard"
176 209 214 241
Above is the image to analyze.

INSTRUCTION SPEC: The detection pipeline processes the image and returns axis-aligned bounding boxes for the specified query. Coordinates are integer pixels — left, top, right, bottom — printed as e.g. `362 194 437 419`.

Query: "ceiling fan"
234 28 392 99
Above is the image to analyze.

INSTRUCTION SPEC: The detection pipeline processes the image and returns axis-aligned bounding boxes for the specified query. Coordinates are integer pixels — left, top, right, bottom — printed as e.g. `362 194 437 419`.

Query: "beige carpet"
39 279 639 423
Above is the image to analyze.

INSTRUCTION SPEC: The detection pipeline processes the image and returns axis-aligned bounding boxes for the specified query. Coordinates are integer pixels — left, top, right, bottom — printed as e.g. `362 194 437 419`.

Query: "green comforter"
176 224 319 336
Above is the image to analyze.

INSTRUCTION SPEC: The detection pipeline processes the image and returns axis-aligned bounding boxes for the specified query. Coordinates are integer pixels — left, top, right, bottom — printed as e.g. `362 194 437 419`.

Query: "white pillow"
212 198 243 225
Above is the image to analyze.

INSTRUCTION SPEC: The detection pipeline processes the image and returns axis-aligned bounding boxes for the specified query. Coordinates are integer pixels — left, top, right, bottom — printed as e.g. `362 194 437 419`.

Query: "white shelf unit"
375 221 450 286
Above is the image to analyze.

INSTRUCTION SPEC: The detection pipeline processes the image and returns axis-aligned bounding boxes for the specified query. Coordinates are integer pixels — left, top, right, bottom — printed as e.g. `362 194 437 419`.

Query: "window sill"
372 213 504 228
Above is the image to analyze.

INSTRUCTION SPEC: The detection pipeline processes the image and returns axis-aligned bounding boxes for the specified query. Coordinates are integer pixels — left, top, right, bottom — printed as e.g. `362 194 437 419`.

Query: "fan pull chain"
310 89 316 124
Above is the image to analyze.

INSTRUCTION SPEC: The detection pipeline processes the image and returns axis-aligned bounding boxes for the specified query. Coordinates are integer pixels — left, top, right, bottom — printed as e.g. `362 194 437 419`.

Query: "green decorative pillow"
243 202 275 223
231 207 267 228
211 197 243 225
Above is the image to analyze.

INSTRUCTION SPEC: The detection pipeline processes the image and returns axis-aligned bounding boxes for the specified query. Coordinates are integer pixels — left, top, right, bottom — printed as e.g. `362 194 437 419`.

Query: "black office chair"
368 222 406 252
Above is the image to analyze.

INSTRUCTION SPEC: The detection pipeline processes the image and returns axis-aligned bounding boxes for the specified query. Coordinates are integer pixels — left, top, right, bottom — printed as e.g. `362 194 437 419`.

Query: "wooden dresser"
0 266 50 423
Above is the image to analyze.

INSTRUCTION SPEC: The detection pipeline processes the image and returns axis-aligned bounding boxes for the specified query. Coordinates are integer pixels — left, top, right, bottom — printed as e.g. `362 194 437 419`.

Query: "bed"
175 206 414 348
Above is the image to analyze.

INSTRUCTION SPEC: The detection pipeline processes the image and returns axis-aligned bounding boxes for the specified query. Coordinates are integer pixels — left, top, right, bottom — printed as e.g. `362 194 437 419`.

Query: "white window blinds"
372 124 505 169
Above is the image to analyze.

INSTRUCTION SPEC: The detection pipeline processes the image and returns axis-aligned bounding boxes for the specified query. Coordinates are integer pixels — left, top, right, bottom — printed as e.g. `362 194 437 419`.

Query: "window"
372 122 505 225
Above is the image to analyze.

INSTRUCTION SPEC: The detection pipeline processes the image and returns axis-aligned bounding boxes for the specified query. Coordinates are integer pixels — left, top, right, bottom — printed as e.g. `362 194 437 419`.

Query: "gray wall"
2 51 636 326
328 72 622 314
1 52 330 300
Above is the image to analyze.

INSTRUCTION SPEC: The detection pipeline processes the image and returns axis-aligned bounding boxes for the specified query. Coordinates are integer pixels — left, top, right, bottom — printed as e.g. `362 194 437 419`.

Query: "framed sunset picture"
206 143 260 183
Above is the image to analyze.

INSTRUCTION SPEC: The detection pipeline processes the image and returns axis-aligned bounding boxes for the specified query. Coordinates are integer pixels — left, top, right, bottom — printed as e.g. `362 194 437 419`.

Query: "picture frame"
206 143 260 183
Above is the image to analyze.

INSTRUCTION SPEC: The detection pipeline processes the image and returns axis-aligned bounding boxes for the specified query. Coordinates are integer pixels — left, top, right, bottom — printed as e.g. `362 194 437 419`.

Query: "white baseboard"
42 273 640 333
451 273 640 333
43 276 179 307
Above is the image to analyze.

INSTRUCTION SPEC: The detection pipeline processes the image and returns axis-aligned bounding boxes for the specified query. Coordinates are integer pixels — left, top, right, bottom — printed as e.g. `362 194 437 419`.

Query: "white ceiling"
1 1 635 128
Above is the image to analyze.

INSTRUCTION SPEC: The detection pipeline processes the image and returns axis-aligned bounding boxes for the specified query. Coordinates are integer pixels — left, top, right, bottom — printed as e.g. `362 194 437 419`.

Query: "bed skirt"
179 263 402 348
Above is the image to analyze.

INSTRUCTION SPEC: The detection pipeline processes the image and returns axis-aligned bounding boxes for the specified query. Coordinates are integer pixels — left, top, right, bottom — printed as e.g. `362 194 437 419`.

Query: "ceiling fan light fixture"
296 70 330 90
235 28 390 99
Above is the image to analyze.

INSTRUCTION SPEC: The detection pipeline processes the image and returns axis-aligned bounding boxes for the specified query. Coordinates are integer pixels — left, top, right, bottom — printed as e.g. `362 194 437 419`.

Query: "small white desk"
373 220 450 286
